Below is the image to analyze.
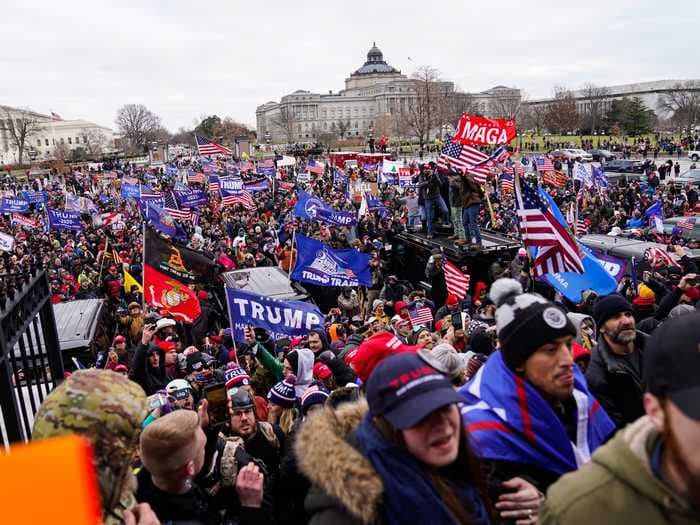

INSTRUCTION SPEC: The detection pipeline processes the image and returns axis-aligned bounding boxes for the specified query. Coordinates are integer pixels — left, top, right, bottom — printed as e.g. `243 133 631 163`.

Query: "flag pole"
97 235 109 286
288 227 297 284
484 186 497 227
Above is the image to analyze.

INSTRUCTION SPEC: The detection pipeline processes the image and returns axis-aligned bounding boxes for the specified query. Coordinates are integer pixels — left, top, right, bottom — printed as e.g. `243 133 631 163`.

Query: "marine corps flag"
144 264 201 323
144 227 216 284
144 226 216 323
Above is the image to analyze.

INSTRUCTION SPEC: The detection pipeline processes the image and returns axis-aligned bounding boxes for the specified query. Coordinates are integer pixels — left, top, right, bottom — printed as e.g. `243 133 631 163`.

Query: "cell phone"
276 337 291 349
451 312 463 331
203 383 229 428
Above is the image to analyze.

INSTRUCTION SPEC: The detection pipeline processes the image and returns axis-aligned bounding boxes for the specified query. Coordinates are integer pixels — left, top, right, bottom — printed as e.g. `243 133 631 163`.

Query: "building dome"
352 42 399 75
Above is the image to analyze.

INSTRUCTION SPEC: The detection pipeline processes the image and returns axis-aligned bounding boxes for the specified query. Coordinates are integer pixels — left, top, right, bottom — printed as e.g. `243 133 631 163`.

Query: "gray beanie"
431 343 469 379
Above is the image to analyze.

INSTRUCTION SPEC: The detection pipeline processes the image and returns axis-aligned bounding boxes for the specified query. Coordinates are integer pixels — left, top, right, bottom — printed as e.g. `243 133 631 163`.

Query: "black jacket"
586 331 647 429
129 342 170 396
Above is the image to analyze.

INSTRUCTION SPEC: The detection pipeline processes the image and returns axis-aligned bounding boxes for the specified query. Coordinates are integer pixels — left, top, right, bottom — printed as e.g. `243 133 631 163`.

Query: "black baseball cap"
645 311 700 420
366 351 464 429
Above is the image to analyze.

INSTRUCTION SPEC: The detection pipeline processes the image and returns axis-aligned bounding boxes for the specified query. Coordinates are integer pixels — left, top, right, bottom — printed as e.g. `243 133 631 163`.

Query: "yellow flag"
123 268 143 294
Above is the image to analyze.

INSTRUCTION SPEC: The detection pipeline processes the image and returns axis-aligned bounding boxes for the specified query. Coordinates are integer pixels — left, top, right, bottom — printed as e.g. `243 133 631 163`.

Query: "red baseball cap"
313 362 332 380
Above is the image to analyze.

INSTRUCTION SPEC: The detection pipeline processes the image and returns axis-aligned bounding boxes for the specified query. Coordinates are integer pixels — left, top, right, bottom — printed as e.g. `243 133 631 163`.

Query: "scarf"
459 351 615 475
355 414 489 525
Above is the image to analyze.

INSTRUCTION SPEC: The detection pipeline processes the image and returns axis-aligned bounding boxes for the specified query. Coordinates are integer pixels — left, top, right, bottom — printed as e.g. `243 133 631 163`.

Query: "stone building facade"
256 44 521 144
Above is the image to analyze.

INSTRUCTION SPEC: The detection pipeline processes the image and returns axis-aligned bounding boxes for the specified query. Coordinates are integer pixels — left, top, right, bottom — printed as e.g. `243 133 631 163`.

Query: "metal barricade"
0 270 64 447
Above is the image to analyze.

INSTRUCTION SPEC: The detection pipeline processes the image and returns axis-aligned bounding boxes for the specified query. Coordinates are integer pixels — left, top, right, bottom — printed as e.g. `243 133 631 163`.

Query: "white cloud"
1 0 698 131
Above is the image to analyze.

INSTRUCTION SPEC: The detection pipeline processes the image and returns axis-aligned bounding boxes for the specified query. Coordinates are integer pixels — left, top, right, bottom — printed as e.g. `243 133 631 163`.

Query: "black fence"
0 270 64 447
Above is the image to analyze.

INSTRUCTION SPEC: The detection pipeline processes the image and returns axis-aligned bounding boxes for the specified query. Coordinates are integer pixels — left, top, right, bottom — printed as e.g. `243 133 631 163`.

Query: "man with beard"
586 294 648 428
541 311 700 523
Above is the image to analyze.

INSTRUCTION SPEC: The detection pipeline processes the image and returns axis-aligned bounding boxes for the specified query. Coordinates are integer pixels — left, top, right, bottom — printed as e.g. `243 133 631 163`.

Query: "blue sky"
2 0 698 131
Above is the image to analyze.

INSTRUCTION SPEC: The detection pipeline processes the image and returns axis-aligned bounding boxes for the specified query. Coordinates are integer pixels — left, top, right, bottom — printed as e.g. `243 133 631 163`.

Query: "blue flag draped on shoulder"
534 189 616 302
291 233 371 287
47 208 82 231
294 190 357 226
225 287 323 342
459 351 615 475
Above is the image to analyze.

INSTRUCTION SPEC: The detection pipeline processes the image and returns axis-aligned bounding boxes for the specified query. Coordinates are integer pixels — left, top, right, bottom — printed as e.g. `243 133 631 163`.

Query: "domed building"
256 43 520 144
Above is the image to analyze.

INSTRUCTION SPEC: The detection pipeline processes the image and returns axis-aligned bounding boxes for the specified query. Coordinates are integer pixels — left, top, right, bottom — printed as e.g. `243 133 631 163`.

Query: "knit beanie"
224 366 250 390
431 343 468 379
490 278 576 370
285 350 300 376
267 374 297 408
300 381 330 416
593 294 634 330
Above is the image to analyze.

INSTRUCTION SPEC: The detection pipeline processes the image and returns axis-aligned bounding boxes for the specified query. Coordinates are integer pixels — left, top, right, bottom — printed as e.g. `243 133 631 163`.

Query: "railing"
0 269 64 448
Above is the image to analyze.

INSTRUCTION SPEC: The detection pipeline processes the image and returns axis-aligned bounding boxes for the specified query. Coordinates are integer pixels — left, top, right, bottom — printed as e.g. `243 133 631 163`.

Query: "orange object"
0 435 101 524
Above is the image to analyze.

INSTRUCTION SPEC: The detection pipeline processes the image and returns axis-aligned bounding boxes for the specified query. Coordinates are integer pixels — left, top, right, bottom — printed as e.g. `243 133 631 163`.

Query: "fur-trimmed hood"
295 399 383 524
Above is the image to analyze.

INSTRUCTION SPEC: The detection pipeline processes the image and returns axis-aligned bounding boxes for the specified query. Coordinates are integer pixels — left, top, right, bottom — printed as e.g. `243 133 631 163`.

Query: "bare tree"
270 106 298 143
658 81 700 132
0 107 43 165
53 141 71 161
490 92 523 121
82 128 108 157
578 83 610 133
219 117 252 144
335 119 351 140
544 87 580 134
405 65 445 149
115 104 162 148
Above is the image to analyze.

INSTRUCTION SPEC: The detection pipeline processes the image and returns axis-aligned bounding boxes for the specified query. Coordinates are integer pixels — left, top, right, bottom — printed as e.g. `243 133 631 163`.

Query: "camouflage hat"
32 369 148 516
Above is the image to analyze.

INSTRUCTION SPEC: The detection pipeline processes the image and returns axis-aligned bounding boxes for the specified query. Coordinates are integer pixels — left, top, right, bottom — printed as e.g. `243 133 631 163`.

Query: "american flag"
543 171 568 189
514 162 525 176
112 249 123 265
140 186 162 199
239 161 253 172
408 306 434 328
500 172 514 193
515 180 584 276
306 159 325 175
437 137 491 183
536 156 555 172
195 134 232 156
164 191 194 220
576 220 589 236
678 216 697 231
221 189 254 208
187 171 205 184
443 260 470 300
489 146 511 164
645 247 681 269
208 175 220 192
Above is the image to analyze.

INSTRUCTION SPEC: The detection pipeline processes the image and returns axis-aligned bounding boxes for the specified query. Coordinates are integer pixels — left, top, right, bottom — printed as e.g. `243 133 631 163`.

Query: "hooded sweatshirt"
566 312 597 350
292 348 315 398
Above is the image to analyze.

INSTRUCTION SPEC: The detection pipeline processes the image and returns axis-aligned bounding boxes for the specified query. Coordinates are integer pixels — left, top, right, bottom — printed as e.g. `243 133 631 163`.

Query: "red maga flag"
453 114 516 146
144 264 201 323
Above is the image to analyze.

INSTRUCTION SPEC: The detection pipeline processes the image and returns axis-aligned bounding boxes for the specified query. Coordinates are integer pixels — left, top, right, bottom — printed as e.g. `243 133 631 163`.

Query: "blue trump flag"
121 182 140 200
47 208 82 231
173 189 208 209
21 191 48 204
294 190 357 227
535 189 616 302
145 204 188 242
225 287 323 343
0 197 29 213
291 233 371 287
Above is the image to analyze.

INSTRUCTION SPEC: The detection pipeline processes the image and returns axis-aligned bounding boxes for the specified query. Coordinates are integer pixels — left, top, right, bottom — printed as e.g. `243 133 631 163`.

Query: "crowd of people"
4 140 700 524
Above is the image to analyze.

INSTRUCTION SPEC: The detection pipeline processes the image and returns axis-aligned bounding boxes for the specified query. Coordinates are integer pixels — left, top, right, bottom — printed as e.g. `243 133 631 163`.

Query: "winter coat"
129 342 170 396
296 400 489 525
460 174 482 208
540 416 700 524
585 331 647 429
